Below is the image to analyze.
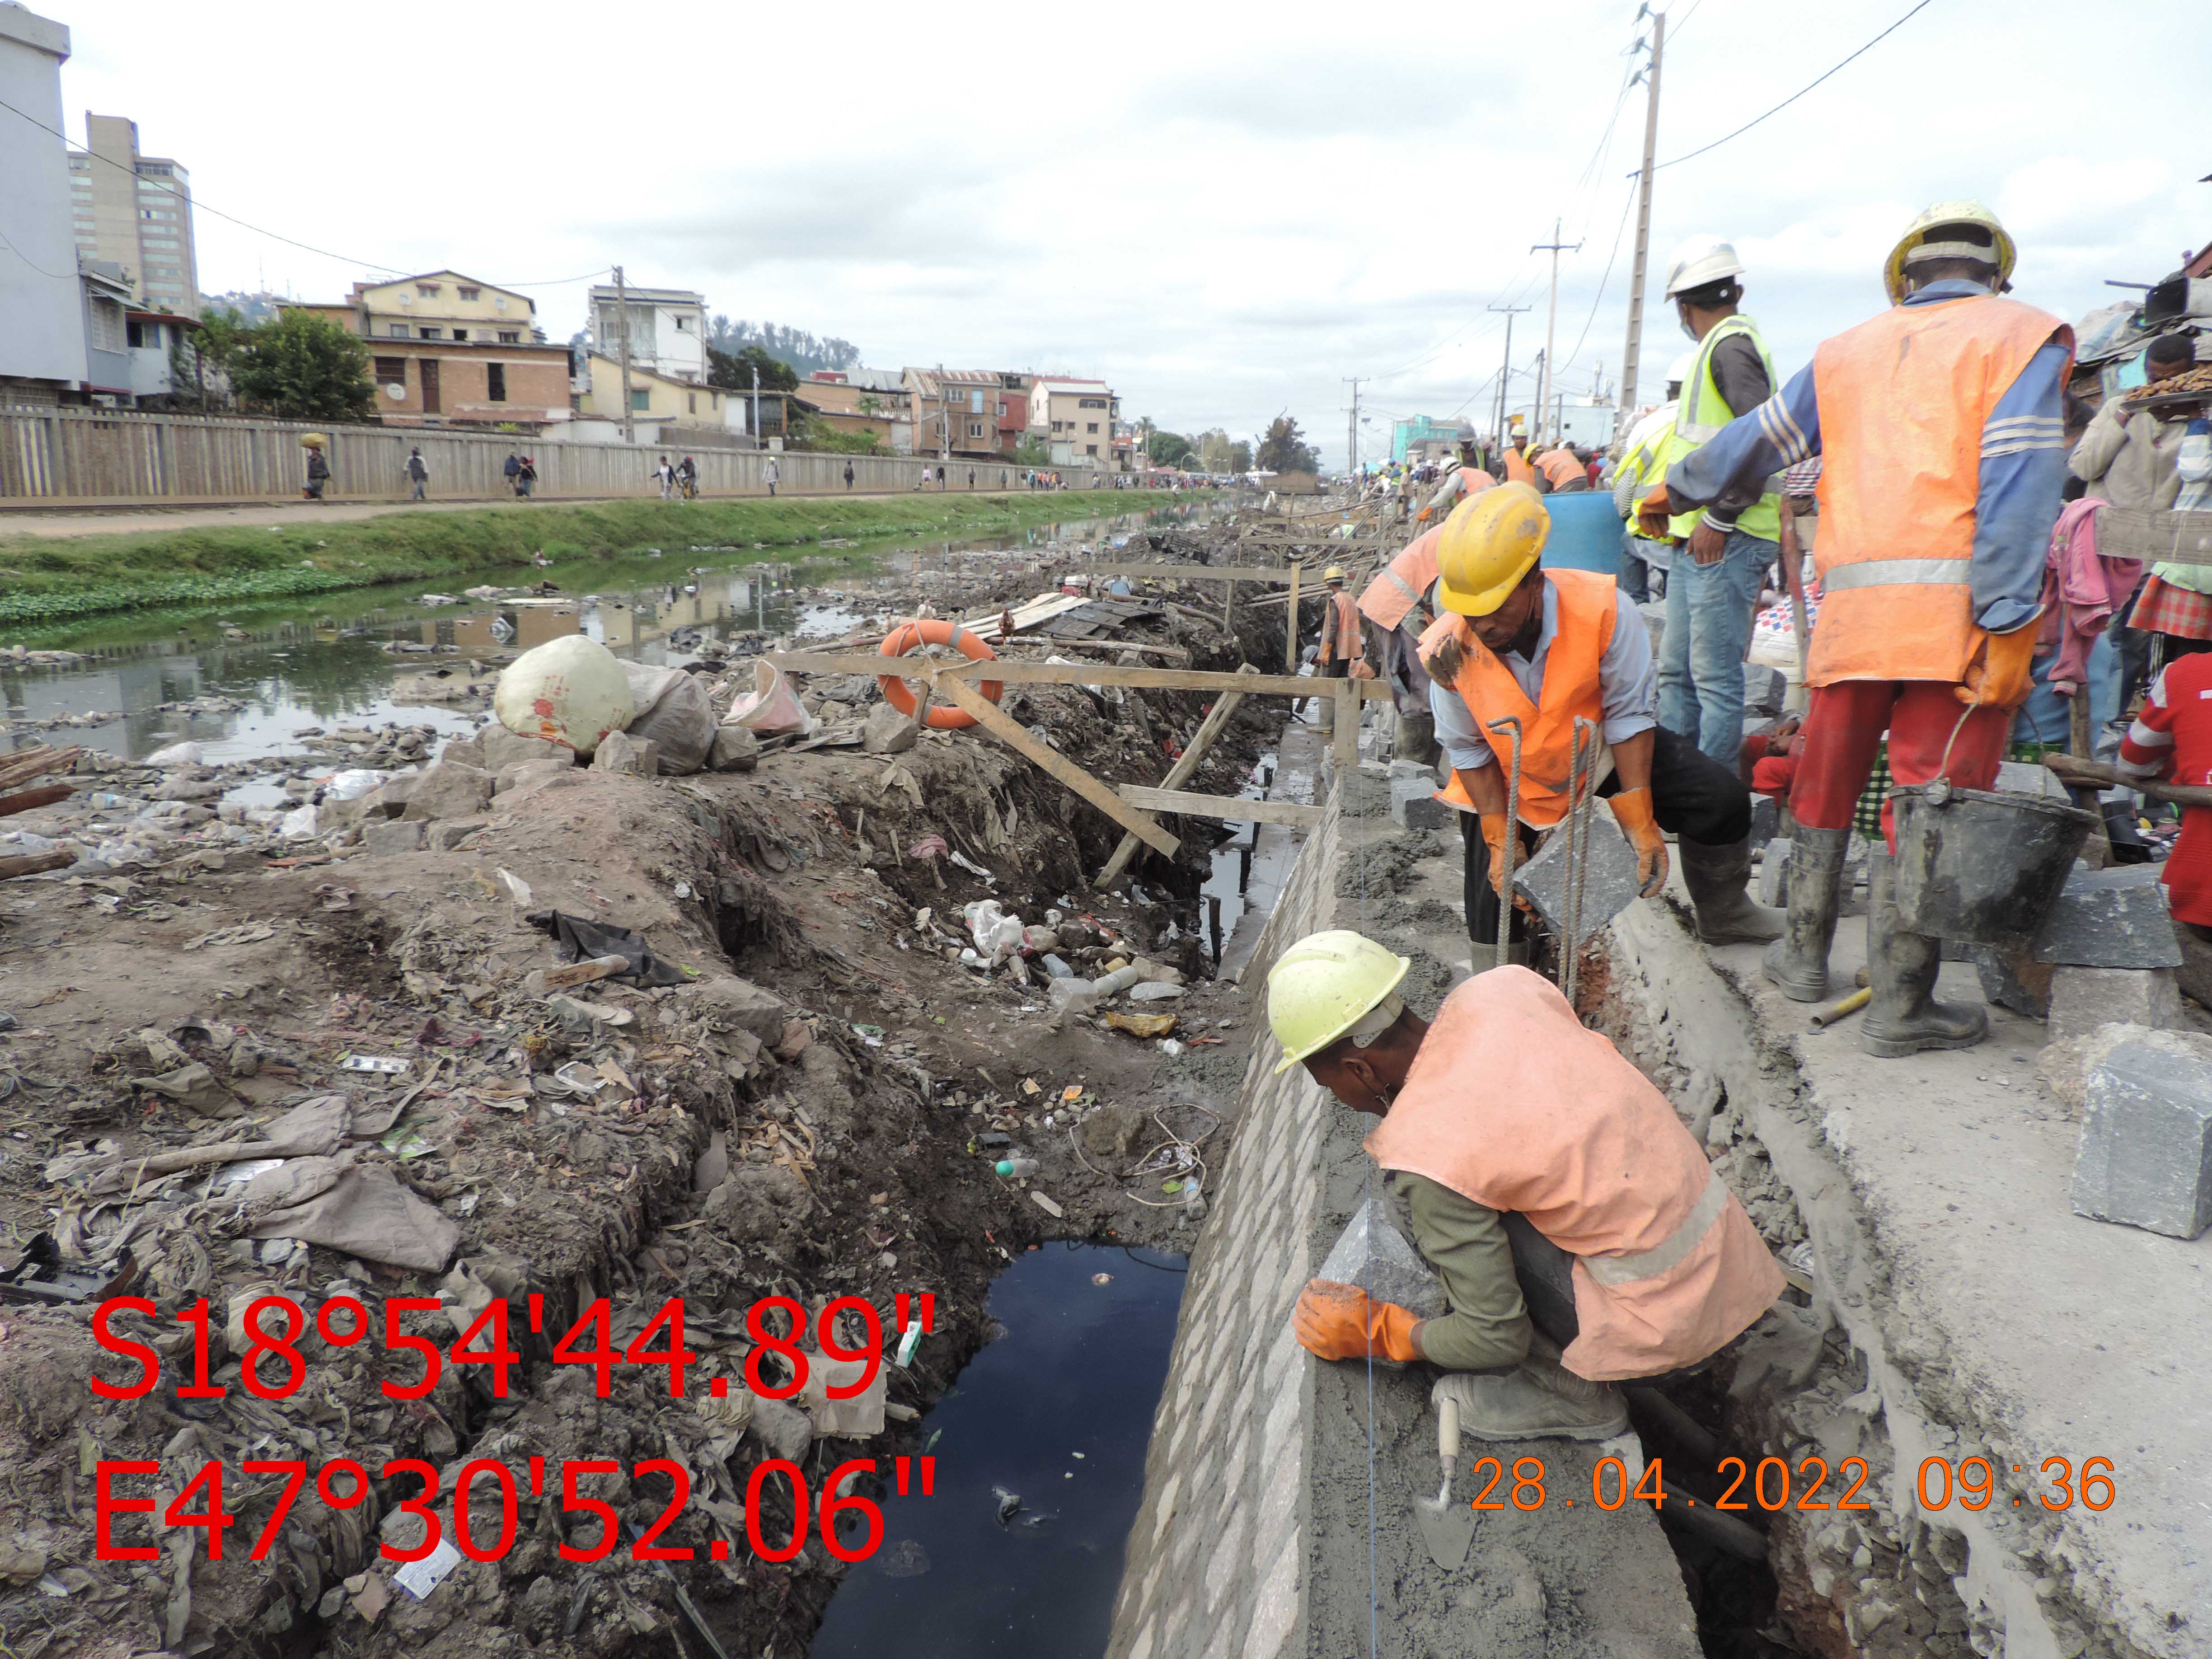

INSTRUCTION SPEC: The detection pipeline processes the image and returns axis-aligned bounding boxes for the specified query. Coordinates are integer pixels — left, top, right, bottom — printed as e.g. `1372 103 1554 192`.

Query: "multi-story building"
587 285 708 384
804 370 915 451
286 272 571 428
575 354 732 431
67 114 198 317
1030 376 1120 469
905 368 1028 460
0 5 89 403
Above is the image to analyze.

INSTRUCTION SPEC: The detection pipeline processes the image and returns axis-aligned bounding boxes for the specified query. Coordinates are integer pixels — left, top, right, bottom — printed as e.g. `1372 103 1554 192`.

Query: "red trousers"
1787 681 2010 848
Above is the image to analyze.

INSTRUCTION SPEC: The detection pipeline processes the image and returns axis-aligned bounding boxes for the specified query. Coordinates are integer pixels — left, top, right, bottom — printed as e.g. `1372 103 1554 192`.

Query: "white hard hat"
1885 200 2016 305
1663 235 1745 300
1665 350 1697 388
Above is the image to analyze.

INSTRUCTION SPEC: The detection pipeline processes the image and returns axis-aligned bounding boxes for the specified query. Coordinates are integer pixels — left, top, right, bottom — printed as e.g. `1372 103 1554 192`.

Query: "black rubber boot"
1861 848 1987 1057
1762 827 1851 1002
1679 836 1786 944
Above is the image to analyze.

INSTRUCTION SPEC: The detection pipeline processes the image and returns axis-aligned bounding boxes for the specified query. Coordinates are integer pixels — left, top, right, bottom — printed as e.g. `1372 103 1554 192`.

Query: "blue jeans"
1657 528 1776 764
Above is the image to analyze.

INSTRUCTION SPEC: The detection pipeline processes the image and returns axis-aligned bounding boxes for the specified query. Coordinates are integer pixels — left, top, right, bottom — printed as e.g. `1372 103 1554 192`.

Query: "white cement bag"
620 661 714 775
724 660 815 738
493 635 634 758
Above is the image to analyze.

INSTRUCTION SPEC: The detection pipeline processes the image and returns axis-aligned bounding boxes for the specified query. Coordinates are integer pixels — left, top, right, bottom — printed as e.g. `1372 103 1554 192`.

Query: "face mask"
1679 310 1699 343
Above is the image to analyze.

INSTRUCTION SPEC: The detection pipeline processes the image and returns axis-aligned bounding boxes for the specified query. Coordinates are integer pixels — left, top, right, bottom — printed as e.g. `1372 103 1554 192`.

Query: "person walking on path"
1662 201 2071 1056
517 456 537 498
844 460 856 492
504 451 522 497
764 456 780 497
1269 932 1782 1431
403 447 429 502
676 455 698 501
304 441 331 501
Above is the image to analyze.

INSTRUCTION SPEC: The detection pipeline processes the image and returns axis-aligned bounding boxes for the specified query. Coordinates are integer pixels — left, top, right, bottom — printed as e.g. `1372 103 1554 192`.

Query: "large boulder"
399 761 494 822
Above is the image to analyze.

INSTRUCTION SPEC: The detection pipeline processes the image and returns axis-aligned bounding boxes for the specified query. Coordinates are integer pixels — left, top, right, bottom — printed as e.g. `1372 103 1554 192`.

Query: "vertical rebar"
1485 716 1525 973
1562 717 1600 1008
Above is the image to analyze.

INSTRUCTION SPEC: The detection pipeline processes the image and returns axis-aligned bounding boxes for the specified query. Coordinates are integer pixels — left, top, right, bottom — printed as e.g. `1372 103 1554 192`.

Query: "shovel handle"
1437 1392 1460 1467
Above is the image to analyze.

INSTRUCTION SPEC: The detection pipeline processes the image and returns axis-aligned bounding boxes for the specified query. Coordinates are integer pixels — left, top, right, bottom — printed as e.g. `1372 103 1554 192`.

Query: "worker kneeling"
1271 932 1783 1435
1422 482 1782 948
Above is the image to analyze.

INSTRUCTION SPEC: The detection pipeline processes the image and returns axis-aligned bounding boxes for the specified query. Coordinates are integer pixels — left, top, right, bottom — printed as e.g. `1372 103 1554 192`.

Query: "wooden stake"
1098 664 1258 886
1284 564 1300 672
1333 680 1359 774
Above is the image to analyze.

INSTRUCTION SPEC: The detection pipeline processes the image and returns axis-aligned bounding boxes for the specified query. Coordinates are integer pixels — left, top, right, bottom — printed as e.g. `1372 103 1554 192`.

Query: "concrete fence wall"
0 407 1121 503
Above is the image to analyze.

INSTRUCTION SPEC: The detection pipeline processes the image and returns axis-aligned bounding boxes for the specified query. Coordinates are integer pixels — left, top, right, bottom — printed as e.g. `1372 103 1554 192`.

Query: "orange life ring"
877 619 1003 730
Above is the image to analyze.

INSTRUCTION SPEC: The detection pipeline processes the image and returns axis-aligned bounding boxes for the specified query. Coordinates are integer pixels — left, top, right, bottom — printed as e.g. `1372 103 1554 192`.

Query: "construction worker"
1414 455 1498 527
1312 564 1368 733
1272 932 1784 1429
1359 521 1453 764
1610 351 1696 603
1660 202 2071 1055
1642 237 1785 766
1421 483 1782 949
1533 446 1589 493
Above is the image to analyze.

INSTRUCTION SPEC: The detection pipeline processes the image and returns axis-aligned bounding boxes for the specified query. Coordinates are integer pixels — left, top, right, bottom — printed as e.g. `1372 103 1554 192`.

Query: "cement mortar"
1598 897 2198 1659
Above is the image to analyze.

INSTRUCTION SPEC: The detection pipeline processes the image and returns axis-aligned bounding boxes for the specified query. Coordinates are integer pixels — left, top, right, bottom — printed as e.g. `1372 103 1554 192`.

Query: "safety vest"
1662 313 1782 542
1807 295 2071 687
1503 448 1537 487
1366 966 1784 1381
1414 467 1496 526
1420 569 1615 829
1535 449 1585 492
1613 402 1678 524
1358 526 1443 633
1322 588 1364 662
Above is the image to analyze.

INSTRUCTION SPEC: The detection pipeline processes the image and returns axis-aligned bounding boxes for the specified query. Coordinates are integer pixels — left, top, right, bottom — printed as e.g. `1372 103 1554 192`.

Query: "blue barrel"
1538 491 1622 577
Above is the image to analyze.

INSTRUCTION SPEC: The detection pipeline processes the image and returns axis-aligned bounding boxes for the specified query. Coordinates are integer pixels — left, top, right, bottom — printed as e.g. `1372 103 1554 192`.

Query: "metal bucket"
1889 779 2097 946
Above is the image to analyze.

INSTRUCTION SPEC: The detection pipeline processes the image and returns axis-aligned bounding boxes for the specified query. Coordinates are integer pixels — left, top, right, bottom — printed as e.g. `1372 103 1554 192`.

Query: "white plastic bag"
493 635 635 758
962 900 1025 965
724 659 815 738
143 740 202 768
323 768 398 802
620 661 714 775
279 805 320 839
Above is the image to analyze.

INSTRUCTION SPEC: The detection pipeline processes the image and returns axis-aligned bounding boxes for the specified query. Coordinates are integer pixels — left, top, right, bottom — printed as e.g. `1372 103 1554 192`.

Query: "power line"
1651 0 1935 172
1561 181 1640 385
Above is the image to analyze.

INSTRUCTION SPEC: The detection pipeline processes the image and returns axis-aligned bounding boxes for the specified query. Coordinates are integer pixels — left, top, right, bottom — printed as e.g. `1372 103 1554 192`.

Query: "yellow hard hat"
1884 201 2015 305
1324 565 1345 582
1267 929 1411 1075
1436 481 1548 617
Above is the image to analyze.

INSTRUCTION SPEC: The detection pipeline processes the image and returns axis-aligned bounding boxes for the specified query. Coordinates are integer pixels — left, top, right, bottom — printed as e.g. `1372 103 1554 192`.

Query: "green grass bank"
0 491 1185 627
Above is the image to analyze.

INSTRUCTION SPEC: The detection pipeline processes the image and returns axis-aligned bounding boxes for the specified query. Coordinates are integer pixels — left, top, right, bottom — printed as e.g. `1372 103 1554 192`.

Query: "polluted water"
810 1242 1186 1659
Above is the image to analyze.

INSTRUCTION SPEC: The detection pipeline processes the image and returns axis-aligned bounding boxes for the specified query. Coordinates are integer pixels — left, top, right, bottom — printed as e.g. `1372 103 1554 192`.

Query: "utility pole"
750 364 761 451
614 265 635 446
1343 376 1365 477
1621 8 1664 416
1532 218 1581 449
1489 304 1530 455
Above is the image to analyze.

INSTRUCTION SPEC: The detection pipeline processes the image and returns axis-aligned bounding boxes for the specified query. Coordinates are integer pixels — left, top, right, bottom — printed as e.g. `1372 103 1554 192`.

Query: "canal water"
811 1242 1186 1659
0 502 1218 768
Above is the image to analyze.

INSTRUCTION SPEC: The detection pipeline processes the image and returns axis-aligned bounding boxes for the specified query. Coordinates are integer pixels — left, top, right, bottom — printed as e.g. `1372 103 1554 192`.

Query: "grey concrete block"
1389 776 1453 831
1756 838 1791 907
399 760 494 822
593 731 660 776
2048 966 2182 1044
861 702 918 755
709 726 760 773
1316 1196 1446 1319
361 818 426 855
2071 1041 2212 1238
1995 760 2070 801
1748 792 1782 853
426 818 489 852
1511 810 1642 945
2032 865 2184 969
482 726 567 771
1743 664 1787 718
1972 944 2053 1019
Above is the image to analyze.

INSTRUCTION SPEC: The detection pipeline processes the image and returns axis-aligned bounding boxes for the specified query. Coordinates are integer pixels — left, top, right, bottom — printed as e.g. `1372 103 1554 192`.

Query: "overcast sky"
39 0 2210 466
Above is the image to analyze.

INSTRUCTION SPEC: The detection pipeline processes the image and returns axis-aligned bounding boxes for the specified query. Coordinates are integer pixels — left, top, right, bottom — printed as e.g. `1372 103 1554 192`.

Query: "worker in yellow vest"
1420 484 1781 949
1660 203 2071 1055
1271 930 1783 1432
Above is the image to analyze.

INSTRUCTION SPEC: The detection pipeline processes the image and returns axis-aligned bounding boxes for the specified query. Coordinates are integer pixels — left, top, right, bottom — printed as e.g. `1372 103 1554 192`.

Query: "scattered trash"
340 1054 410 1074
1032 1192 1065 1218
947 849 997 883
142 740 202 767
878 1540 932 1578
995 1158 1039 1178
1092 1274 1114 1285
526 911 689 985
393 1538 464 1601
963 901 1026 965
851 1023 886 1048
723 658 815 737
1106 1011 1177 1039
993 1486 1023 1525
493 635 633 757
492 867 533 907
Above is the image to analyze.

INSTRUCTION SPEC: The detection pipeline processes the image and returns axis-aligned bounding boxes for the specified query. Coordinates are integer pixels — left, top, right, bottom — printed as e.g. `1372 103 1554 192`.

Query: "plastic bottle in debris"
995 1158 1039 1178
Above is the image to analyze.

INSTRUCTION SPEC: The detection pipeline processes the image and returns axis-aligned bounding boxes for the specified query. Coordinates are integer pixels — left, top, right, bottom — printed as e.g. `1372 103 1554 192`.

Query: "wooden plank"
931 673 1181 858
764 652 1393 700
1332 680 1359 773
1099 664 1259 886
2095 507 2212 567
2044 752 2212 808
1080 562 1301 584
0 851 71 881
0 786 72 820
1118 787 1324 828
1284 564 1300 672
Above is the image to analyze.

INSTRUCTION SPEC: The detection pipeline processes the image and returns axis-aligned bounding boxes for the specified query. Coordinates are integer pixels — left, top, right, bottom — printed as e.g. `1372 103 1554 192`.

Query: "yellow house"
349 271 540 345
577 352 730 430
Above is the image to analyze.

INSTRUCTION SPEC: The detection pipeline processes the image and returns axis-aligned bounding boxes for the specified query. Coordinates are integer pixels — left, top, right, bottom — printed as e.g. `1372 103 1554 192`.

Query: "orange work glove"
1956 616 2043 710
1607 786 1668 898
1293 1279 1424 1363
1420 616 1473 689
1636 483 1674 540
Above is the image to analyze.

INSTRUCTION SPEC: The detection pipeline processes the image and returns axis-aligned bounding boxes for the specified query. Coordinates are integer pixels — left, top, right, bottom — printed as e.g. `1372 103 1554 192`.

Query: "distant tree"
1256 415 1319 475
1013 435 1051 466
1147 429 1198 469
1229 439 1253 473
196 289 282 325
229 311 375 422
1196 427 1241 473
708 345 797 394
707 319 862 378
167 305 249 411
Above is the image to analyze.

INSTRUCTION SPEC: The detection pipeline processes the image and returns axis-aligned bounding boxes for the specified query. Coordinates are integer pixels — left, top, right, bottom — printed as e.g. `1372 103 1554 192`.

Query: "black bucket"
1889 779 2098 947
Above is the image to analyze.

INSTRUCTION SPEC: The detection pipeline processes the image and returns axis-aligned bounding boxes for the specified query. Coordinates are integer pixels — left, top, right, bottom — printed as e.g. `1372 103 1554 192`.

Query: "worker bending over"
1273 931 1783 1435
1421 483 1782 948
1662 201 2070 1056
1358 524 1448 765
1312 563 1368 732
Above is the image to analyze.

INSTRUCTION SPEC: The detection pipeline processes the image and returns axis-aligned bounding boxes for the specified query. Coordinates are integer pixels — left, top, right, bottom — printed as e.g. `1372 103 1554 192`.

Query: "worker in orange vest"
1533 446 1589 493
1421 484 1782 951
1657 202 2072 1056
1359 525 1450 764
1311 564 1368 733
1269 931 1784 1433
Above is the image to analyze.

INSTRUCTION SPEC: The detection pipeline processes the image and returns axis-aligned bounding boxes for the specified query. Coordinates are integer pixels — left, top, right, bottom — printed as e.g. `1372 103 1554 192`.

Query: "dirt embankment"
0 531 1295 1657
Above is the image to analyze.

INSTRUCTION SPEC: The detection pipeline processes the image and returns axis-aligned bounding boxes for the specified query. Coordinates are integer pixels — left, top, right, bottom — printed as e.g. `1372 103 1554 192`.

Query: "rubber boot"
1433 1355 1630 1443
1678 837 1786 945
1762 826 1850 1002
1860 848 1987 1057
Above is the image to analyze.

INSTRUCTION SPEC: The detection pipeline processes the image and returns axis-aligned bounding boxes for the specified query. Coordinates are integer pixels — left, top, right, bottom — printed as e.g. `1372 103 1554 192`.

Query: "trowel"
1411 1390 1476 1571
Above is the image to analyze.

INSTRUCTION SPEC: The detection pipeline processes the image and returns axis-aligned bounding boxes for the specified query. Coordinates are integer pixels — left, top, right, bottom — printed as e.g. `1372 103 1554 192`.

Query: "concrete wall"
1110 769 1701 1659
0 8 87 389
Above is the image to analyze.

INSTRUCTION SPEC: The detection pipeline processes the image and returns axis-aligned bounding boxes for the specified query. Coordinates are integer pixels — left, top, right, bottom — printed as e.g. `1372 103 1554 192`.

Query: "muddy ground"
0 522 1315 1657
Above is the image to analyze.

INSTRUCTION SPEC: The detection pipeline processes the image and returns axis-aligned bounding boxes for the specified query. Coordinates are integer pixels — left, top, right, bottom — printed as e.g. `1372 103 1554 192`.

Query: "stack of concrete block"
1316 1196 1447 1318
1986 865 2186 1025
1389 774 1453 832
1743 664 1787 719
2070 1040 2212 1238
1993 759 2071 801
1512 811 1642 945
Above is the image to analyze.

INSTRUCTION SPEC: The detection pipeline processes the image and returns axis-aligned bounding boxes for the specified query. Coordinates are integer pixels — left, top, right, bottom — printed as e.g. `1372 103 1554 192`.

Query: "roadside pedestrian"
403 446 429 501
653 456 675 499
677 455 697 500
844 460 856 491
764 455 780 497
518 456 537 498
937 464 947 489
504 451 522 496
969 469 976 490
304 441 331 501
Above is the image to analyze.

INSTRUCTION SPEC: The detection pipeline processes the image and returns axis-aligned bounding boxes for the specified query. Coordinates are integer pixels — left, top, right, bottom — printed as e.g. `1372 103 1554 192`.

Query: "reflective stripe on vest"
1818 557 1973 593
1582 1167 1729 1287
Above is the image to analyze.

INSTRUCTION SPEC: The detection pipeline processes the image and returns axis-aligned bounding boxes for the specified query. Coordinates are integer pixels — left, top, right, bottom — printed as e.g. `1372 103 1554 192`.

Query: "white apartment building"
68 113 199 316
587 285 708 384
0 5 88 399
